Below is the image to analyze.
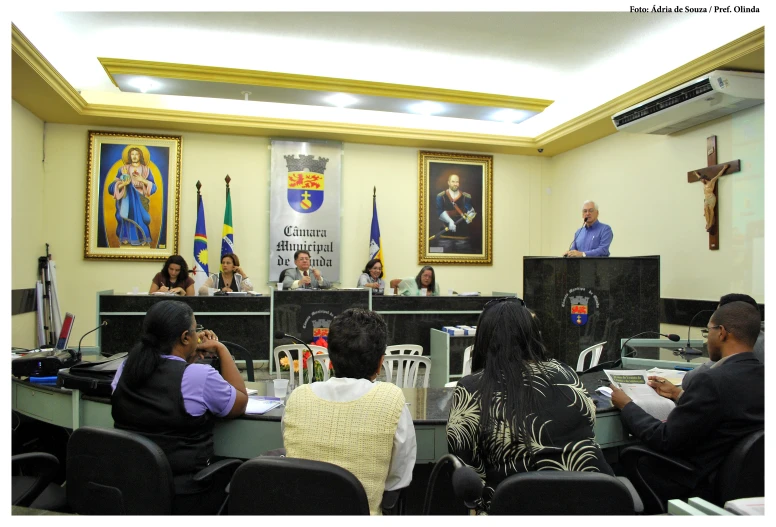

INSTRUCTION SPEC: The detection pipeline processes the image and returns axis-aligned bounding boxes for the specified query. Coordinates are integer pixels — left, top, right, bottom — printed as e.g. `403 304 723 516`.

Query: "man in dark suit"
281 250 332 290
610 301 764 507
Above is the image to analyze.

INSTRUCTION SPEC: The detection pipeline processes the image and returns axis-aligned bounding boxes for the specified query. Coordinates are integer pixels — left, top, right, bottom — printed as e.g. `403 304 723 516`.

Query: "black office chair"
12 452 67 511
422 454 483 515
621 429 764 514
488 471 641 515
278 268 294 283
227 457 370 515
67 426 241 515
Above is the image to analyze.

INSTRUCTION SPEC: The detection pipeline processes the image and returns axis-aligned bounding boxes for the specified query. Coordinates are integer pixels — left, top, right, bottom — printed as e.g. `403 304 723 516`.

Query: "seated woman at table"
397 265 440 296
282 308 416 515
150 255 195 296
446 298 613 514
111 300 248 514
198 253 253 295
357 258 385 294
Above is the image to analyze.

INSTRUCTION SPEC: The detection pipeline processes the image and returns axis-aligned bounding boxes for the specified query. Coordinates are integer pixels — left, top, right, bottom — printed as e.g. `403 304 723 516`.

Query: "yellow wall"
541 104 764 303
10 103 764 348
10 117 546 347
11 102 46 348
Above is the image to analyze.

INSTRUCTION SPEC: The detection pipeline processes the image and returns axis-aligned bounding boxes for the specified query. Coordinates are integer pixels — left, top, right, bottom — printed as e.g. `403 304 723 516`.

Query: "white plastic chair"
575 341 607 372
462 344 473 376
273 344 329 386
311 352 332 382
383 355 431 388
384 344 423 379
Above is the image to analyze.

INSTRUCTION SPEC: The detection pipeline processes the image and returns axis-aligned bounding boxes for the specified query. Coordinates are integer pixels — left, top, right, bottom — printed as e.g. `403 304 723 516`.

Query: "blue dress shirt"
571 221 613 257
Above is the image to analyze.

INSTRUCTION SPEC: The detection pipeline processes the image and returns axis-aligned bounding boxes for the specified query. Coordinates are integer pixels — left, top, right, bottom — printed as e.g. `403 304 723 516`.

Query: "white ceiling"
11 9 764 137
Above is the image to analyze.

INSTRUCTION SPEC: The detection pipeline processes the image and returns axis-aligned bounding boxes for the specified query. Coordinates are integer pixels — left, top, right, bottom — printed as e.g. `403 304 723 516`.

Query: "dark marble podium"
523 256 660 368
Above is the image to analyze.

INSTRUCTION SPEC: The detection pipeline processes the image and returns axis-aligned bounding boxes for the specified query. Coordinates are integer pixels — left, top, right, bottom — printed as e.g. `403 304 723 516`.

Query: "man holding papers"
609 301 764 510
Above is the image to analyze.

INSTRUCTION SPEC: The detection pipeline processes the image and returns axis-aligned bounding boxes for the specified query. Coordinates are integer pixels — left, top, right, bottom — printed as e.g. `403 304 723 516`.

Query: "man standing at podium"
564 200 613 257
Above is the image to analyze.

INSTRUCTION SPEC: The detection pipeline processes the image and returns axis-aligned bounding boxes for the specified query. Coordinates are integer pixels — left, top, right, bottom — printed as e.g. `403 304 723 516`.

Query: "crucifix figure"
693 164 728 232
686 135 741 250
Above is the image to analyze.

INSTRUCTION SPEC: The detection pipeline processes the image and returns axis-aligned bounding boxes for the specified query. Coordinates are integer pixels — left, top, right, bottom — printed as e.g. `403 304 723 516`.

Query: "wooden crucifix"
686 135 741 250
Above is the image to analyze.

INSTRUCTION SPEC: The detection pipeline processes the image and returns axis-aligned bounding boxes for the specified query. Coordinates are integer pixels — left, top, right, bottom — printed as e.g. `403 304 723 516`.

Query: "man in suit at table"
610 301 764 509
281 250 332 290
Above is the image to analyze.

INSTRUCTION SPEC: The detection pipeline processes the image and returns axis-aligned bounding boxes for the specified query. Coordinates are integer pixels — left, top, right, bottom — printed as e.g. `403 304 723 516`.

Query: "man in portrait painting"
435 173 476 253
108 146 157 246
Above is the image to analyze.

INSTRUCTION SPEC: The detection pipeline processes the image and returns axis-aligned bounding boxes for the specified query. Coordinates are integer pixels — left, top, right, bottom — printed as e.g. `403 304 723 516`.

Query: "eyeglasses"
191 324 205 334
483 296 526 310
700 325 722 338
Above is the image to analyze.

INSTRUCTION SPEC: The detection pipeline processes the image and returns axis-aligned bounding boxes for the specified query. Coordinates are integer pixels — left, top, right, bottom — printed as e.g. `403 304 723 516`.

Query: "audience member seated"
357 258 385 294
282 308 416 515
111 300 248 514
610 301 764 508
397 266 440 296
149 255 195 296
682 293 764 389
281 250 332 290
447 298 614 514
197 253 253 295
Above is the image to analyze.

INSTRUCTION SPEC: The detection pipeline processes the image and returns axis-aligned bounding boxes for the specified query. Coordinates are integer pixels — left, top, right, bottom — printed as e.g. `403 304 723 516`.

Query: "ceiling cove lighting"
409 101 445 116
490 109 531 123
325 93 358 107
127 77 160 93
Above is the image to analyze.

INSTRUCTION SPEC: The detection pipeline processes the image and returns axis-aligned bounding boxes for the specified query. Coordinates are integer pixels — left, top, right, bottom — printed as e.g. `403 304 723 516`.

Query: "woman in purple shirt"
111 300 248 514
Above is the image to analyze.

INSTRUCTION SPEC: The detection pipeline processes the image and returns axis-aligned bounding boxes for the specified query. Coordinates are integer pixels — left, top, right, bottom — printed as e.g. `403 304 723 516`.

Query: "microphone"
681 309 715 357
583 331 680 374
452 464 485 509
564 220 586 257
274 331 315 372
77 320 108 359
620 331 680 357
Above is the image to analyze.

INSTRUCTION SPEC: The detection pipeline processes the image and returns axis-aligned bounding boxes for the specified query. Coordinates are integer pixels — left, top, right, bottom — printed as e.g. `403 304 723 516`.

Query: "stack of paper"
245 396 283 415
604 369 675 421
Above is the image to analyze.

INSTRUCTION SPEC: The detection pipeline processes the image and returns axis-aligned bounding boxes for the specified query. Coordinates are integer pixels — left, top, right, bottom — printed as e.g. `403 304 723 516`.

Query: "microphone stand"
564 220 586 257
678 309 715 360
76 320 109 361
275 332 316 382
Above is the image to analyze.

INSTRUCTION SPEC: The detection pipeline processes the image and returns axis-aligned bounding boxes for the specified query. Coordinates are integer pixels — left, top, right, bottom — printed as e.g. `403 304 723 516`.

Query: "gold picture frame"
84 131 182 260
419 151 493 265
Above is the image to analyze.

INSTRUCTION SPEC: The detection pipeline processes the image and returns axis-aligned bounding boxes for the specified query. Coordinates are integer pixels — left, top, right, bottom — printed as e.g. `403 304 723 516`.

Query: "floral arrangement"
279 337 334 382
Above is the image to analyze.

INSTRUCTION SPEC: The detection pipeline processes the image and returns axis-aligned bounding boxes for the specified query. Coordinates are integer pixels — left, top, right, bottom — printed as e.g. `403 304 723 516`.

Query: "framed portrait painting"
419 151 493 264
84 131 182 260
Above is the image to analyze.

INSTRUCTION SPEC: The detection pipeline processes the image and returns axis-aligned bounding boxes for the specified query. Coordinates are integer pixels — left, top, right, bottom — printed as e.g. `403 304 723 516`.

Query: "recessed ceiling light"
325 93 358 107
491 109 530 123
128 77 159 93
410 101 444 116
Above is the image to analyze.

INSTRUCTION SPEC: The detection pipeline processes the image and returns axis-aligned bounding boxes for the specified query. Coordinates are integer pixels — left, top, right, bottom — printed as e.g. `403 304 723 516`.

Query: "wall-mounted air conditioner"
612 70 764 135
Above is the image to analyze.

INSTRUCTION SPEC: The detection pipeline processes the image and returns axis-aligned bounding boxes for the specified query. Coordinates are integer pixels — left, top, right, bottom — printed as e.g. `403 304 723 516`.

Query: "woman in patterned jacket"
446 298 613 513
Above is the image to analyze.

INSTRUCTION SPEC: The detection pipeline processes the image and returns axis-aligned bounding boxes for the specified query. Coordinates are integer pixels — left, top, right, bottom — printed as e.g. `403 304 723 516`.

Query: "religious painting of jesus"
418 151 493 265
84 131 181 260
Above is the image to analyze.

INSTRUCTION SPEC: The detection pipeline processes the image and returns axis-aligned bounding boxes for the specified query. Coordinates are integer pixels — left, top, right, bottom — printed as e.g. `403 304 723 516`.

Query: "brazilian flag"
220 185 234 271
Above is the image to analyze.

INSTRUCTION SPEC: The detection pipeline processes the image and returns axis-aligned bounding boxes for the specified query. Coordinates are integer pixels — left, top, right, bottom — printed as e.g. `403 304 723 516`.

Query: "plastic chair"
274 344 328 387
462 345 473 376
575 341 607 372
312 351 332 382
228 457 370 515
384 344 423 379
383 355 431 388
488 471 641 515
12 452 67 511
620 429 764 514
67 426 241 515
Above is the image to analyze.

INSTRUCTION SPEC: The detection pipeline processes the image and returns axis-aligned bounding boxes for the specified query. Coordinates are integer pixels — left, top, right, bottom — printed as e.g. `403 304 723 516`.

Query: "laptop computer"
55 312 76 351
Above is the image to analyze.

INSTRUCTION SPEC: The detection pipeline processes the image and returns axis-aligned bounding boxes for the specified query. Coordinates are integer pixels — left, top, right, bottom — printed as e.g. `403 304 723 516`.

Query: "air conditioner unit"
612 70 764 135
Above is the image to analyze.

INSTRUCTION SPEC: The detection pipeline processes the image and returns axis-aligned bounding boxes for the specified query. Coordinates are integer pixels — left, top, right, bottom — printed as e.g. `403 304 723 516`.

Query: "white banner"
269 140 342 283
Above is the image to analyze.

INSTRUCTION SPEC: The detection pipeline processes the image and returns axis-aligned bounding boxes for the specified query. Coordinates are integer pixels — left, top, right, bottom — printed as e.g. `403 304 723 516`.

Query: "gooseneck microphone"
274 331 315 371
77 320 109 359
565 220 586 256
620 331 680 358
680 309 715 358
